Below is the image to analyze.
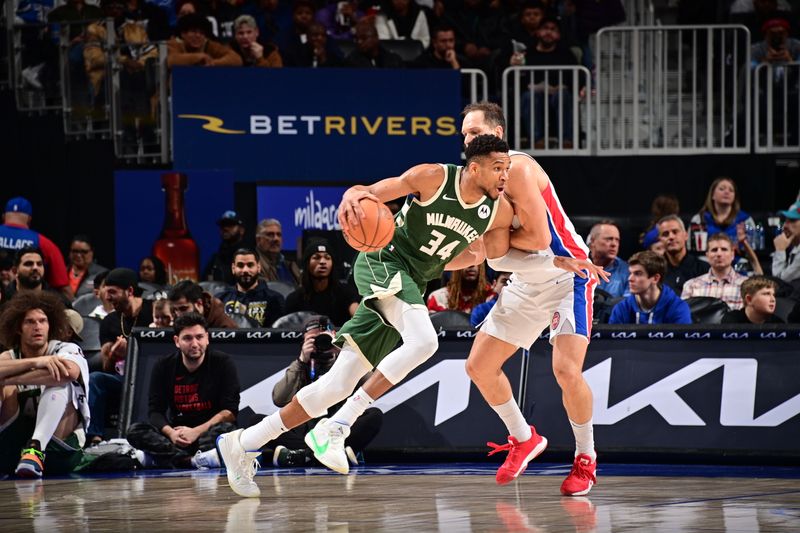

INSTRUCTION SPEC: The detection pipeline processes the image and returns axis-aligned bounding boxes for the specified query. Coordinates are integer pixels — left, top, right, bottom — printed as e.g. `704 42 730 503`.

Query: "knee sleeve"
375 298 439 385
296 348 373 418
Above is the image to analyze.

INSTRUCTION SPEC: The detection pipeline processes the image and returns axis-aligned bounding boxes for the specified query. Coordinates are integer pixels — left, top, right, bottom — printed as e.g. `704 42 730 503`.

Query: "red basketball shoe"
560 454 597 496
487 426 548 485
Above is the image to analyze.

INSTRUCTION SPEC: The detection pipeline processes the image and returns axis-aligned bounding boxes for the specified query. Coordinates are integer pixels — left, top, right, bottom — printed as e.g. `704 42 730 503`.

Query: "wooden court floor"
1 464 799 532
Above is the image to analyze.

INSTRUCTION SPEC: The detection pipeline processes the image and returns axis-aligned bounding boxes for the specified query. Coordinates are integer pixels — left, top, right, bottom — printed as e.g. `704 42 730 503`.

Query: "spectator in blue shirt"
587 221 628 297
470 271 511 327
609 251 692 325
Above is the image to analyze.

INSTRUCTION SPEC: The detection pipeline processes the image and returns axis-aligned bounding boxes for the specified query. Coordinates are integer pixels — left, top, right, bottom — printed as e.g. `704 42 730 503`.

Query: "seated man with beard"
216 249 285 327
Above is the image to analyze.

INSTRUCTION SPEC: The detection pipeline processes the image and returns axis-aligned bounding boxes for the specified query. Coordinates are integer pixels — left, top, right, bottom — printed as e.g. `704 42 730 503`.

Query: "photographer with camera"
270 315 383 467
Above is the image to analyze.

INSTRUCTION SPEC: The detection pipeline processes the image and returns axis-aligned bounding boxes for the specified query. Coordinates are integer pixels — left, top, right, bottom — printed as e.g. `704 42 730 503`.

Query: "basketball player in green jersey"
216 135 516 497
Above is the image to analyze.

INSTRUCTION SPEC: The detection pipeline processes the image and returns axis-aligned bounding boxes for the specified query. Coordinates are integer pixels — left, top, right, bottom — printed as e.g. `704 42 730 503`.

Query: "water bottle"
745 222 755 249
756 223 765 250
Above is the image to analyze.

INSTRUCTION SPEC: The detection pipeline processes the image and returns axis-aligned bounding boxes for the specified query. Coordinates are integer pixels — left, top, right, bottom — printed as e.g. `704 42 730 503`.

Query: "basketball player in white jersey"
461 102 606 496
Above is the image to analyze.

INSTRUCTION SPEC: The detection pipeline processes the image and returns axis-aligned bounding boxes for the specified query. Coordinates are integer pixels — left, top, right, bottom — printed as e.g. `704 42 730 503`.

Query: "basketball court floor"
2 463 799 532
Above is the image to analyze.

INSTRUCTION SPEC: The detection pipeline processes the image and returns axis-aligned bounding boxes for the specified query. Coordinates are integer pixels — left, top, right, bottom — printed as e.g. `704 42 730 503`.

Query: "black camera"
309 316 336 360
313 333 334 353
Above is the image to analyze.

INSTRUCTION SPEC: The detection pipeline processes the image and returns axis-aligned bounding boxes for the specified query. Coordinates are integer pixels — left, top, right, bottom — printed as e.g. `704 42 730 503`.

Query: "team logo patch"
551 311 560 330
478 205 491 219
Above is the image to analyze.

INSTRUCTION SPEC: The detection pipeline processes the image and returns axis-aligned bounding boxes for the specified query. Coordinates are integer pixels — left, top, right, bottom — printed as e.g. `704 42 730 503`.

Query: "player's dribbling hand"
339 190 379 230
553 257 610 282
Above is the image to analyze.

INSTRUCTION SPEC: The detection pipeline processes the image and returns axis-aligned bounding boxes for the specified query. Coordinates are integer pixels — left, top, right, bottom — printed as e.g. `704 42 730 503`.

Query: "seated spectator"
315 0 363 42
731 0 795 38
681 233 748 309
168 279 237 328
1 197 70 300
688 177 761 273
0 251 13 293
751 17 800 146
427 263 492 314
284 239 359 327
122 0 171 41
587 221 628 297
721 276 784 324
609 251 692 325
509 1 546 51
167 13 242 67
255 218 300 285
126 313 240 468
658 215 709 294
283 21 344 67
274 0 316 62
4 247 71 307
641 194 680 251
0 292 92 477
139 255 167 286
150 298 172 328
441 0 507 70
374 0 431 49
411 25 466 69
772 200 800 283
470 271 510 327
344 19 404 68
89 268 154 445
88 271 114 319
269 315 382 467
217 249 285 327
64 309 85 344
520 17 582 149
67 235 107 299
230 14 283 67
204 210 252 286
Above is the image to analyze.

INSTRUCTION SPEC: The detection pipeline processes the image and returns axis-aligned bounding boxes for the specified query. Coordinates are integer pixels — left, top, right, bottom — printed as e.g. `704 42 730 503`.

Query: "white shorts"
481 271 596 349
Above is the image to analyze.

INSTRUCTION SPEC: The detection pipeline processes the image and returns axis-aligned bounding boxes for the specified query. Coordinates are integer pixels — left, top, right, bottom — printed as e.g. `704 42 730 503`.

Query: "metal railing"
502 65 592 155
461 68 488 104
622 0 656 26
110 41 171 163
753 62 800 153
595 25 751 154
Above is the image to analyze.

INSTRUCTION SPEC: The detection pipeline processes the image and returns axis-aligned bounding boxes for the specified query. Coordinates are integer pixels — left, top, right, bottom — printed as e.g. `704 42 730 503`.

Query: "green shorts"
335 252 428 366
0 413 90 475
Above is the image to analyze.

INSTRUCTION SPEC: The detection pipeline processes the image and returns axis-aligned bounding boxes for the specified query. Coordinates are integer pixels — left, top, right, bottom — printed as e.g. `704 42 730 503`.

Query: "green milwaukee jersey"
367 163 499 285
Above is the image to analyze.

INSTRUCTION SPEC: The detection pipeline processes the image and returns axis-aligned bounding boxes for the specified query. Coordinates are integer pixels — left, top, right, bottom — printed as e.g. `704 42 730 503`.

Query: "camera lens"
313 333 333 351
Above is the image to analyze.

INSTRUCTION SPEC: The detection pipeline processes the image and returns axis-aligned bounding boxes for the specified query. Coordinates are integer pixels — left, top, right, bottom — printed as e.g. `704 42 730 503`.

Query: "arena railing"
461 68 488 104
109 40 171 164
595 24 751 155
753 62 800 154
502 65 592 155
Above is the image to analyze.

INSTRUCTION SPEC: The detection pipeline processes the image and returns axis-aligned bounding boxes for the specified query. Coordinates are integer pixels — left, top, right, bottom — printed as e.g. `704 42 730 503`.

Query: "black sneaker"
272 446 313 467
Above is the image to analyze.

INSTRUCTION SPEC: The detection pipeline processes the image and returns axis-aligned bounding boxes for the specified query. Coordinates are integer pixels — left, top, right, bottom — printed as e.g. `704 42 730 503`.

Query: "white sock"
240 412 288 451
332 387 374 427
569 418 596 461
32 385 70 449
491 399 532 442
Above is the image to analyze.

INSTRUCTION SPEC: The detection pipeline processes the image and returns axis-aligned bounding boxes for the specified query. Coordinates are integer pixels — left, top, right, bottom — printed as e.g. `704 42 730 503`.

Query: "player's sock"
332 387 374 427
491 399 532 442
32 385 70 449
569 418 596 461
240 411 288 451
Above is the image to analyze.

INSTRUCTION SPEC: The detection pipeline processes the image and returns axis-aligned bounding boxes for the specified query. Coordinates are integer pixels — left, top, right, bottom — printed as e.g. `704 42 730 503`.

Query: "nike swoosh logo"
309 431 329 455
442 194 458 201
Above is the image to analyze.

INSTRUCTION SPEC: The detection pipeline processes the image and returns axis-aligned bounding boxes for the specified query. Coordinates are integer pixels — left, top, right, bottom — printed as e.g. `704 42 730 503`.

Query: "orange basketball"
343 198 395 253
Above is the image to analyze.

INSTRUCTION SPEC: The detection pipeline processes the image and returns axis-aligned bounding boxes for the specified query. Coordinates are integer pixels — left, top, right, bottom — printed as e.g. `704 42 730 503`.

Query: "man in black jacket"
216 249 285 327
344 19 404 68
126 313 240 468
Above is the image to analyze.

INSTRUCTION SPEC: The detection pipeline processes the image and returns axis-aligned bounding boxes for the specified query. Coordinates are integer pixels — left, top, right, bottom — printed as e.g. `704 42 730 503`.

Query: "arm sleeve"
272 359 310 407
672 300 694 325
487 249 555 274
148 358 171 429
217 354 241 416
38 234 69 288
608 301 626 324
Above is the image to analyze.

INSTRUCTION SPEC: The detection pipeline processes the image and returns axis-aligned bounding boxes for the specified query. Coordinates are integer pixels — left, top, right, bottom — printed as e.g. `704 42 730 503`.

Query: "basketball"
342 198 395 253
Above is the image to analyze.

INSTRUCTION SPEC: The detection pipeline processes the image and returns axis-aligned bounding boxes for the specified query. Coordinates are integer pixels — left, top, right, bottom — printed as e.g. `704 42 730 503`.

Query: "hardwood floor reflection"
1 469 799 532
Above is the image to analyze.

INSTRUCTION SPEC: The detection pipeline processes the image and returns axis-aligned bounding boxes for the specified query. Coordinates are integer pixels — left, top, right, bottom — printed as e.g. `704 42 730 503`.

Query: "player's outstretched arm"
338 164 444 230
445 238 486 271
487 250 610 282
